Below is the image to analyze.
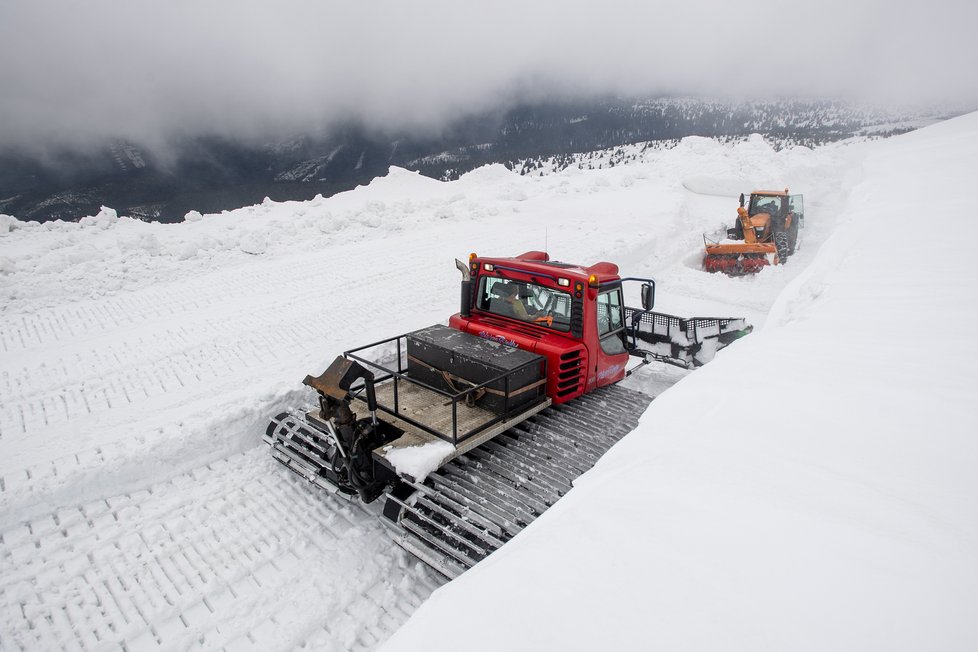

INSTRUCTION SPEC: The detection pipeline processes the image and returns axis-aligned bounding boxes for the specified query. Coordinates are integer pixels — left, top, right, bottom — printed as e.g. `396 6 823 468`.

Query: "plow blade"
703 252 772 275
624 307 752 367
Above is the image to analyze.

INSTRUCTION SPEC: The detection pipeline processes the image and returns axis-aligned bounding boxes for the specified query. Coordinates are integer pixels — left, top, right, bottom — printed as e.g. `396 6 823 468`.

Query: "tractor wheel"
774 232 790 263
787 220 799 255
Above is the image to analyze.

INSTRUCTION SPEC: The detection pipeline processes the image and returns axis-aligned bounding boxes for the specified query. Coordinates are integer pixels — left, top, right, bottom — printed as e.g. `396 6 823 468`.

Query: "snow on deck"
381 115 978 651
382 440 456 482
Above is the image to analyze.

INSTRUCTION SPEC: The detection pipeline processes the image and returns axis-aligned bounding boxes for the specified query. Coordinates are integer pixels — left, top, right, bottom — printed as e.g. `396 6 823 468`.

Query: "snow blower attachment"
704 190 804 275
265 252 752 577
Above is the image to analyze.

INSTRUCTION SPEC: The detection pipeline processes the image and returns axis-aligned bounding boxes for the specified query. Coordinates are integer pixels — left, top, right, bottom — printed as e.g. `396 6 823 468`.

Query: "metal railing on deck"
343 333 548 447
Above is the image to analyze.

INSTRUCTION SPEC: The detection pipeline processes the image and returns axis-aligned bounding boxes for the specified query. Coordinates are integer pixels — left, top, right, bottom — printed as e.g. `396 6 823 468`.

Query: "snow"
381 114 978 651
382 441 456 482
1 117 975 650
682 175 751 197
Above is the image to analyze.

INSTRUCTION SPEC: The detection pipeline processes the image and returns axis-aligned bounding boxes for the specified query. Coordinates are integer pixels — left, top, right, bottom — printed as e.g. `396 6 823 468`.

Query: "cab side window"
789 195 804 224
596 289 625 354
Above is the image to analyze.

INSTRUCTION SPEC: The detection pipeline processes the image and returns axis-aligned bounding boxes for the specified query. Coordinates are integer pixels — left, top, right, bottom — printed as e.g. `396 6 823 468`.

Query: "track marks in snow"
0 317 324 436
0 449 443 651
1 235 435 355
0 238 444 483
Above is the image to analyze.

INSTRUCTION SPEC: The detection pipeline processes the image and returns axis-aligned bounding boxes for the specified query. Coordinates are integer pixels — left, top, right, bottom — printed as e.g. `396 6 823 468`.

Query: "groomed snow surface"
0 119 974 650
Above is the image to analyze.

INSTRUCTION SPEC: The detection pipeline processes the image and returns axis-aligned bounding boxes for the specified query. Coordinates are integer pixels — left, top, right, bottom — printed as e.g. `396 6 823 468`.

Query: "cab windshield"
749 194 784 216
476 276 572 332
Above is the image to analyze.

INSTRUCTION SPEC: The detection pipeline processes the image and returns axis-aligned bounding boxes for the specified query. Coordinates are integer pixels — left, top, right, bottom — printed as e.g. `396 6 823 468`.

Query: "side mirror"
739 193 745 207
641 282 655 310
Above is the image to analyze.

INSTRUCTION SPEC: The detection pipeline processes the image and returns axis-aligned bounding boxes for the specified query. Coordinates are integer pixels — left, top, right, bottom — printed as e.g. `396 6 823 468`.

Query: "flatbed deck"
345 380 551 476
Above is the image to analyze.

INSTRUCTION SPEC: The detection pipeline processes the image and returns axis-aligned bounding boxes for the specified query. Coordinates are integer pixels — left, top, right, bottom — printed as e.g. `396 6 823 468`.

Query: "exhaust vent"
555 348 586 399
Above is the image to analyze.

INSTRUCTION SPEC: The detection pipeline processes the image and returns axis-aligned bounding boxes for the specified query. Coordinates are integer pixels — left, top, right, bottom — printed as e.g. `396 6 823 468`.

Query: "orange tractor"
704 190 804 274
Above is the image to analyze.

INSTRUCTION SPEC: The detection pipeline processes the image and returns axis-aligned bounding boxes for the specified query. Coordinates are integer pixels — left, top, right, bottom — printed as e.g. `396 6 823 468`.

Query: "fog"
1 0 975 156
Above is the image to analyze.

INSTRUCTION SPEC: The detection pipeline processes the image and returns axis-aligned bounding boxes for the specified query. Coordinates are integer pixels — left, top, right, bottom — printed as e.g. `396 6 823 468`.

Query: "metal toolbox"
406 324 545 415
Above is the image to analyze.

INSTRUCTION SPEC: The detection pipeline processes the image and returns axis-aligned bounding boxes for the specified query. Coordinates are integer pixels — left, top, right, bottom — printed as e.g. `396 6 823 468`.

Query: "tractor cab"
748 192 785 217
729 189 788 241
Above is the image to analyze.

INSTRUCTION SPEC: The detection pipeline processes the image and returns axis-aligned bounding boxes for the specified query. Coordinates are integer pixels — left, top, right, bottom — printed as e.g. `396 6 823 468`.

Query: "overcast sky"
1 0 976 156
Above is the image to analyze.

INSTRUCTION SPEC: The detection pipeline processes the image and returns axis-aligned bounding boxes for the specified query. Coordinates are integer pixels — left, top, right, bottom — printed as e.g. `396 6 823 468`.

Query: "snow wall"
382 115 978 651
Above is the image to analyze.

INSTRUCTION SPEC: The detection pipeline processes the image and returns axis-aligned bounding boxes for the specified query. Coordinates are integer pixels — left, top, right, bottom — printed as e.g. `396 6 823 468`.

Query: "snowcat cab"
264 251 752 576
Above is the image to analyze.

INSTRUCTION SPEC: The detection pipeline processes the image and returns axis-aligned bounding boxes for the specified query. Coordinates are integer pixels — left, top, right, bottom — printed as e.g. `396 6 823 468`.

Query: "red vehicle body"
265 250 752 575
449 251 633 404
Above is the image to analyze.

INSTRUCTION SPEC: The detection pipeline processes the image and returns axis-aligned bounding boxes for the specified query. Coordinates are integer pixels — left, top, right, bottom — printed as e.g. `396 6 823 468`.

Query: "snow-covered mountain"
1 113 975 651
0 97 945 224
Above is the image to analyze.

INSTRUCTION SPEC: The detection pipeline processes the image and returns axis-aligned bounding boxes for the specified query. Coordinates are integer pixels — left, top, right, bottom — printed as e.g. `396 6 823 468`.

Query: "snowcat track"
388 384 653 578
264 411 358 499
264 385 653 578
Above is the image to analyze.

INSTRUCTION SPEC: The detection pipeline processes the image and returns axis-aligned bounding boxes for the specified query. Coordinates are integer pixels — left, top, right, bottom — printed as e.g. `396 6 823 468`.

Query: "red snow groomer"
265 252 751 577
703 190 804 275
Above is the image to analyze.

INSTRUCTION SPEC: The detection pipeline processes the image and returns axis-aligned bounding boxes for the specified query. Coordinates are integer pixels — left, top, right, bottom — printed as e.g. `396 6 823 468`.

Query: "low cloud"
1 0 975 156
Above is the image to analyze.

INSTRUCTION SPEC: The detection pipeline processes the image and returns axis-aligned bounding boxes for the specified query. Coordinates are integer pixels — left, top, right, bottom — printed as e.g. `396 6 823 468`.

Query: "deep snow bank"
381 116 978 651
